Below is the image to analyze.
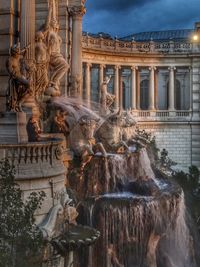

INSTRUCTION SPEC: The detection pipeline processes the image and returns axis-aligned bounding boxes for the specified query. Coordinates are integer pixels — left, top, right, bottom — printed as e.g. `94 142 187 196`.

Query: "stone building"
0 0 86 223
82 24 200 170
0 1 199 172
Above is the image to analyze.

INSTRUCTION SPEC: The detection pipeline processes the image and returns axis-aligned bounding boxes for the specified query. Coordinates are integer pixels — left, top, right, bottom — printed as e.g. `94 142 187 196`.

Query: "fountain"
0 1 198 267
0 1 100 266
46 95 197 267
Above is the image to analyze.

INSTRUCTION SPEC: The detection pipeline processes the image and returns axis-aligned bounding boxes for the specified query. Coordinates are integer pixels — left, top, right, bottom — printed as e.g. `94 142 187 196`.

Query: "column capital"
168 66 176 71
69 6 86 17
99 64 106 69
149 66 157 71
85 62 92 68
114 65 121 70
131 66 138 71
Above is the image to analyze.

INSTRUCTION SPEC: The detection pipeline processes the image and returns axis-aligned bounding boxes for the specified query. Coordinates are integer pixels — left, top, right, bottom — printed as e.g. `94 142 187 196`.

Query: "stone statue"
96 110 130 153
26 116 41 142
42 0 69 97
100 75 115 115
53 109 69 136
35 31 49 97
6 43 31 111
96 110 150 153
69 115 107 168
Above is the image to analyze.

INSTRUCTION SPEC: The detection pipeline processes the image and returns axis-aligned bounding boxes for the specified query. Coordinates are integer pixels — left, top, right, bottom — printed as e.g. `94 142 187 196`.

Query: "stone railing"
0 137 69 181
130 110 192 121
0 139 63 165
82 35 196 54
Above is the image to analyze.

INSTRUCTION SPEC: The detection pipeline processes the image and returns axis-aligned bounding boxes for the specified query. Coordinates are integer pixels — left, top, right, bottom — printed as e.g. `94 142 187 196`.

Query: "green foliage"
189 165 200 188
0 159 46 267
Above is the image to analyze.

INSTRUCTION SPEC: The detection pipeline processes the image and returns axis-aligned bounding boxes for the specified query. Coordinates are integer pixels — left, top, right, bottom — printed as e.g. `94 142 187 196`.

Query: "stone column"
114 65 120 109
20 0 38 117
149 67 156 110
99 64 105 100
21 0 35 61
99 64 105 86
136 69 141 109
119 68 123 110
168 67 176 111
131 66 137 110
69 5 86 97
155 69 159 109
85 62 92 106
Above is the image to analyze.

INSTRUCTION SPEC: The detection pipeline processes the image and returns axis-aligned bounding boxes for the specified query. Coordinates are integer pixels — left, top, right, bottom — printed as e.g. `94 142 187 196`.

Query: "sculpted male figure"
6 44 31 111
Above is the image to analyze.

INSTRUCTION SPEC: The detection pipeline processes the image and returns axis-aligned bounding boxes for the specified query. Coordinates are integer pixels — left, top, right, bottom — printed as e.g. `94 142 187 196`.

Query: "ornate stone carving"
53 109 69 136
69 115 107 167
26 116 41 142
96 110 149 153
40 0 69 97
39 191 78 241
6 43 32 112
69 6 86 17
100 75 115 115
96 110 130 153
70 75 82 96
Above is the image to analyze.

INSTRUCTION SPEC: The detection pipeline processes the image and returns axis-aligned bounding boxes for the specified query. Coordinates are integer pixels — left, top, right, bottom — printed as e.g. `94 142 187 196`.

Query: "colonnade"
83 63 179 111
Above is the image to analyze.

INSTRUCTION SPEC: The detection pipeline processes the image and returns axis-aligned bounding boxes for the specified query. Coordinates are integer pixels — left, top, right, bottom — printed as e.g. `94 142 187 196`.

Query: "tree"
0 158 46 267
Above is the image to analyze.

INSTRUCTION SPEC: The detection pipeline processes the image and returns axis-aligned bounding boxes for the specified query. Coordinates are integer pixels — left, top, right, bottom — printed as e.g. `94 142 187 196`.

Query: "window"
140 79 149 110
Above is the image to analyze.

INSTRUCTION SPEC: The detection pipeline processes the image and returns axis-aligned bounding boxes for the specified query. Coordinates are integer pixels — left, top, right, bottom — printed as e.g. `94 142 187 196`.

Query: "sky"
83 0 200 38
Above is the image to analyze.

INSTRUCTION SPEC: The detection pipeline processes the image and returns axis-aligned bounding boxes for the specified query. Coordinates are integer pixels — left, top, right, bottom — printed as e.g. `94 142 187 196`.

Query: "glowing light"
193 34 199 41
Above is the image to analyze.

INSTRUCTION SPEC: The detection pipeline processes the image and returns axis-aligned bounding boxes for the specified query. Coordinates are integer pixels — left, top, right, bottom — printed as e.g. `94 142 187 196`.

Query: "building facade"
0 1 199 170
82 26 200 170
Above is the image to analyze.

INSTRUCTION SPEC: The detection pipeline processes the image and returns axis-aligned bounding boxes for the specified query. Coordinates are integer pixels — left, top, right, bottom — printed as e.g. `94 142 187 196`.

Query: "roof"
120 29 194 42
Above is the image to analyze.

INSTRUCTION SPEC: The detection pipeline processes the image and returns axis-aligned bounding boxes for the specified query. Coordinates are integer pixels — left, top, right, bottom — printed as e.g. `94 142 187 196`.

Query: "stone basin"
51 224 100 256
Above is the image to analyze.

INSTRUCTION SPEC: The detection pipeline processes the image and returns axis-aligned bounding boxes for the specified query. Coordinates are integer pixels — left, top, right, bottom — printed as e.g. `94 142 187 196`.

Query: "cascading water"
48 97 197 267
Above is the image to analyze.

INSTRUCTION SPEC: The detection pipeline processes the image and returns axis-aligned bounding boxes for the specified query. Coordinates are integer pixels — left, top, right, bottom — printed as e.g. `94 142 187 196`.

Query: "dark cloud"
86 0 157 12
83 0 200 37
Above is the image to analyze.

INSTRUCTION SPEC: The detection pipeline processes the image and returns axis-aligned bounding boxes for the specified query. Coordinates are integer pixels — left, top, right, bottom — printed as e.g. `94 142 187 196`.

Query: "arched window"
140 79 149 110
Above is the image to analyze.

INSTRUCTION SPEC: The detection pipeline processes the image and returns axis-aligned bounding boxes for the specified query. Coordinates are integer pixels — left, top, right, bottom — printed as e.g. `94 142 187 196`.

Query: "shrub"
0 159 46 267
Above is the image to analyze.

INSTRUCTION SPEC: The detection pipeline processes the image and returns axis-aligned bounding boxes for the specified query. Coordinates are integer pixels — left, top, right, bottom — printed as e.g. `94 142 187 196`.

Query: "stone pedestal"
0 112 28 143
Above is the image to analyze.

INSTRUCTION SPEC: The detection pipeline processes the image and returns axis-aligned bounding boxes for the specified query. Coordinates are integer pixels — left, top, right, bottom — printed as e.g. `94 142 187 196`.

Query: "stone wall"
138 122 192 170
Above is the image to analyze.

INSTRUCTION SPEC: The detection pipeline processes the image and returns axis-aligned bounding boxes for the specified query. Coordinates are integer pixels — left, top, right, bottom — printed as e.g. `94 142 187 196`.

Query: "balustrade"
82 35 194 54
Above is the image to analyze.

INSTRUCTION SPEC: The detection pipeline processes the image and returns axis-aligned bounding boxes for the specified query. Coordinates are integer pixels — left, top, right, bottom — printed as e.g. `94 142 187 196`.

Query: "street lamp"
193 34 199 41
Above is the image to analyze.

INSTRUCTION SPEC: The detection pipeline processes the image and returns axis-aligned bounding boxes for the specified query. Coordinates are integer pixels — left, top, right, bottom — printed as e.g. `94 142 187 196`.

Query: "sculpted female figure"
35 31 49 97
41 0 69 97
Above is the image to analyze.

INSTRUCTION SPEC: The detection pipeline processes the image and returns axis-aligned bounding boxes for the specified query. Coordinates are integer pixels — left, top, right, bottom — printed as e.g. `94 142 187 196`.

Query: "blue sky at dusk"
83 0 200 37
